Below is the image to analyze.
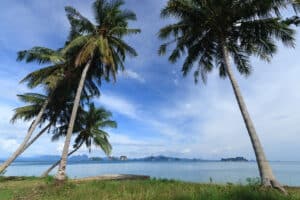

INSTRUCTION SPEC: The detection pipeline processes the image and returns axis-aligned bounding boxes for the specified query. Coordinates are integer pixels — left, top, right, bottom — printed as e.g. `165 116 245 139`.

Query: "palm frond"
65 6 95 39
17 47 65 65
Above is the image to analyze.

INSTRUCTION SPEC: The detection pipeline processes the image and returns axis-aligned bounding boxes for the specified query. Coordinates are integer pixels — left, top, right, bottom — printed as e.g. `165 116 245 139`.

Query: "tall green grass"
0 178 299 200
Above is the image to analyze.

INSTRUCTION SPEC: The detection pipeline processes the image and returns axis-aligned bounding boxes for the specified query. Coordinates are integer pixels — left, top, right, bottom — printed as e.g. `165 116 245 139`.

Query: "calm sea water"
4 161 300 186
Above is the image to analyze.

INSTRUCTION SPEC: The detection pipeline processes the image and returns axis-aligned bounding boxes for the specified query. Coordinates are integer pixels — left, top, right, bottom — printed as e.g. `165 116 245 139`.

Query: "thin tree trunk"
55 61 91 181
20 123 51 154
0 100 49 173
221 45 286 193
42 143 83 177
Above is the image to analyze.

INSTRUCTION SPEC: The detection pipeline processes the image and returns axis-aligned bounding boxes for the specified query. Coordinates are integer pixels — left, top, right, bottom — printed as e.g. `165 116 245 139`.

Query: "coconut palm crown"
63 0 141 82
41 103 115 177
159 0 295 82
52 103 114 155
17 46 100 98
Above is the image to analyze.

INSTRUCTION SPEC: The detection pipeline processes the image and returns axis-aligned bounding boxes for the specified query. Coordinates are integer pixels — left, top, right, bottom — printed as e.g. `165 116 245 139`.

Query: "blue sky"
0 0 300 161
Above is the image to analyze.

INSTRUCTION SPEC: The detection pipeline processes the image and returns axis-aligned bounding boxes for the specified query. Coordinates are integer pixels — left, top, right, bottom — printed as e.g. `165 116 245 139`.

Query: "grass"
0 177 300 200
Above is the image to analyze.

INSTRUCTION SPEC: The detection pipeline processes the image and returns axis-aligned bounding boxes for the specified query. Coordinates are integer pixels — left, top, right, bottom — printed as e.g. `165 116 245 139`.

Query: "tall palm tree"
159 0 297 192
55 0 140 181
42 103 115 177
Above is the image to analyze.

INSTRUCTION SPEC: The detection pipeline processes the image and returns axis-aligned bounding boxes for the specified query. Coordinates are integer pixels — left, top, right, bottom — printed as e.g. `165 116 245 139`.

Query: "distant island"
0 155 254 163
1 155 206 163
133 155 203 162
221 157 248 162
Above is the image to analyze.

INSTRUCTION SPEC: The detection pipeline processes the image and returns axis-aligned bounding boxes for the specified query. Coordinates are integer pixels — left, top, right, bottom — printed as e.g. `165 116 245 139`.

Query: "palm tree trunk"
55 60 91 181
221 45 286 193
20 123 51 154
0 100 49 173
42 142 83 177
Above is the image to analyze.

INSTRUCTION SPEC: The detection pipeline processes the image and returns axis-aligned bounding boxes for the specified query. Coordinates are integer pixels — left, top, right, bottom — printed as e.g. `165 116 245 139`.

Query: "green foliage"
0 170 6 176
246 177 261 186
159 0 297 83
10 93 47 124
17 47 65 65
17 47 66 91
10 91 78 137
52 103 115 156
1 179 299 200
15 45 102 152
0 176 38 183
44 175 55 185
0 170 6 182
18 44 102 99
63 0 140 82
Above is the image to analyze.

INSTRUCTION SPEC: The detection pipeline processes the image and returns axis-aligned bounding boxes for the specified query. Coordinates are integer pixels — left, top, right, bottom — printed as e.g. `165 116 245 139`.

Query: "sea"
4 161 300 186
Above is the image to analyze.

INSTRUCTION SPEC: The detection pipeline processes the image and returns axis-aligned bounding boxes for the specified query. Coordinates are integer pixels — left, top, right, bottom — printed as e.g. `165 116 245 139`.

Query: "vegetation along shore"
1 177 300 200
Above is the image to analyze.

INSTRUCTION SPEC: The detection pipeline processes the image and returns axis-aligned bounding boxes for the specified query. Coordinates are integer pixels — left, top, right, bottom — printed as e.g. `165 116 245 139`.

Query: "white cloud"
143 118 183 138
96 93 183 138
153 58 300 160
0 138 19 154
181 148 191 154
0 104 32 140
110 133 152 146
98 93 139 119
94 71 300 160
0 76 30 103
122 70 145 83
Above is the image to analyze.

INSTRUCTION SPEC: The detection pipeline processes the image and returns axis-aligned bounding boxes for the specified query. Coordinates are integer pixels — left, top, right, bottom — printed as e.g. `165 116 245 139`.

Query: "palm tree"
9 91 78 157
55 0 140 181
1 91 74 168
0 47 65 173
159 0 297 192
0 44 102 173
42 103 115 177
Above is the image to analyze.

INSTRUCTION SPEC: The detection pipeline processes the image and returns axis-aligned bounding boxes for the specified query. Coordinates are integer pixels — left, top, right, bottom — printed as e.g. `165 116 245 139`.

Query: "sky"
0 0 300 161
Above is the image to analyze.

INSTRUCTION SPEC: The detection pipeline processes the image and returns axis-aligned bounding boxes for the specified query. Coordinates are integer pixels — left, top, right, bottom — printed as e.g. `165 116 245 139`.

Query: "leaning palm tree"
2 90 74 168
159 0 297 192
0 47 66 173
55 0 140 180
0 44 102 174
9 91 78 158
42 103 115 177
